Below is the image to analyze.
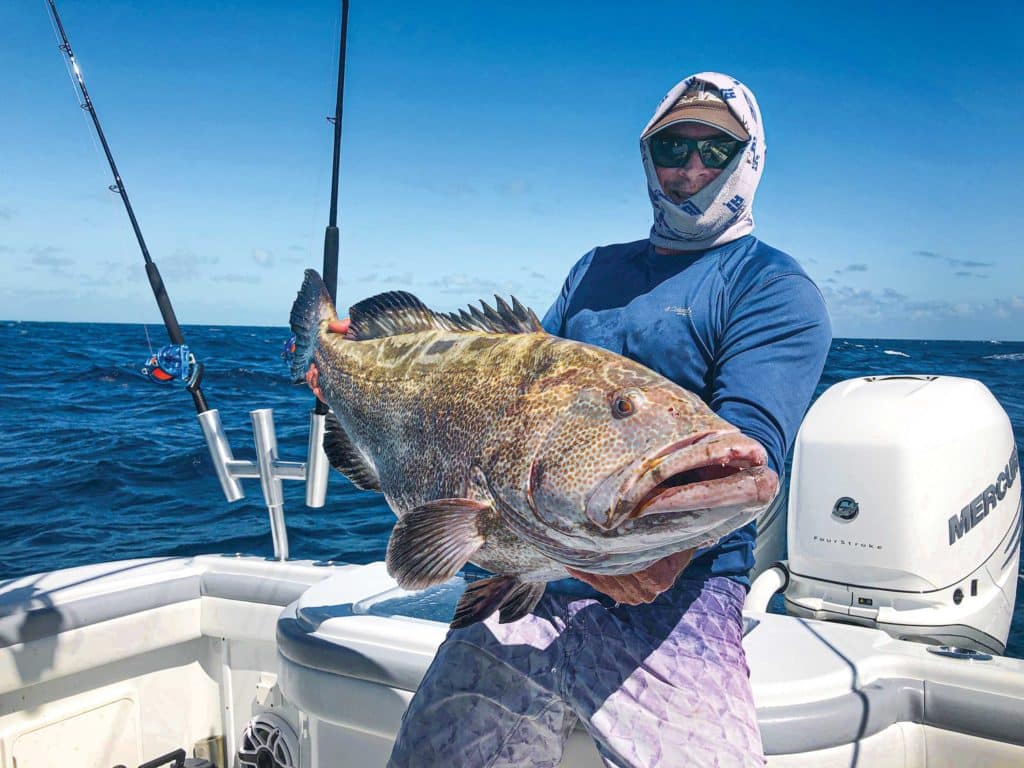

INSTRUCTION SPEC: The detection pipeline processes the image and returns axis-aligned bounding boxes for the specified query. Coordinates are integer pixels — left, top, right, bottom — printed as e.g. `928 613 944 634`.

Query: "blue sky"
2 1 1022 339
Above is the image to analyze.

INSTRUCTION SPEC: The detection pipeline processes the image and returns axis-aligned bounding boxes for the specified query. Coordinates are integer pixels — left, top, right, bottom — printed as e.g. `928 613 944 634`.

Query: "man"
388 72 831 767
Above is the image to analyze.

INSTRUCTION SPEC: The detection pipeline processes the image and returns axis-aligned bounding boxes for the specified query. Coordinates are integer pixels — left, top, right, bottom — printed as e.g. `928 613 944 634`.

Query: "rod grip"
322 225 339 304
145 262 185 345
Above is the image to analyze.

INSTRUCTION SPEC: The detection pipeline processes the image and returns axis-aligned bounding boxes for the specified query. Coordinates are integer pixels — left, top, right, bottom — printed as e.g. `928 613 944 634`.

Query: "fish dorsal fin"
346 291 543 340
347 291 457 340
447 295 543 334
323 413 381 491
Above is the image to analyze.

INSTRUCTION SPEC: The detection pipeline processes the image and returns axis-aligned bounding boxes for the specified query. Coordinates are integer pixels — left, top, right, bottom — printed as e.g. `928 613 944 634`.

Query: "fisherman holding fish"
293 72 830 767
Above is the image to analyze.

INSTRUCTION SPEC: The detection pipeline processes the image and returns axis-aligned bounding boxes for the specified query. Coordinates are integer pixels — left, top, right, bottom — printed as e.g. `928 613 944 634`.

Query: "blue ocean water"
1 321 1021 656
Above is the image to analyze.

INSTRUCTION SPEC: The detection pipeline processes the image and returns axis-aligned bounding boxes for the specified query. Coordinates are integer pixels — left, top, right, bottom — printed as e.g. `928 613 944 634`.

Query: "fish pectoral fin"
323 413 381 491
386 499 488 590
450 576 545 629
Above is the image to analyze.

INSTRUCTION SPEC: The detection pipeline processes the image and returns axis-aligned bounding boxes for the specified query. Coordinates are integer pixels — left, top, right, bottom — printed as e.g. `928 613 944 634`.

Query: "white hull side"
1 556 1022 767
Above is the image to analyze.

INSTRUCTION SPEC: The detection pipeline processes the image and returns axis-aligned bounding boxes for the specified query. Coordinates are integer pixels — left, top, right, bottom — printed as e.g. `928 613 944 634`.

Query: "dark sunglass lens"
650 136 691 167
699 139 741 169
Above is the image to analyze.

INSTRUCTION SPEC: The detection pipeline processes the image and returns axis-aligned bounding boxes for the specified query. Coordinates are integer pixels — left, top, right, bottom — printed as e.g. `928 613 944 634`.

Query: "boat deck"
1 556 1022 767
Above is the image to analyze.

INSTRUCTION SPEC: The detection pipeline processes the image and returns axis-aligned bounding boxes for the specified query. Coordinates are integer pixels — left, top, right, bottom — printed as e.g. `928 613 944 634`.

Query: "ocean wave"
2 322 1021 655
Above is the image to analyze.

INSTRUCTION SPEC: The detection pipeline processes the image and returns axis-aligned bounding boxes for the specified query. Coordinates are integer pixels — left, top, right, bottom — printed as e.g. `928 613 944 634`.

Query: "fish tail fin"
289 269 338 382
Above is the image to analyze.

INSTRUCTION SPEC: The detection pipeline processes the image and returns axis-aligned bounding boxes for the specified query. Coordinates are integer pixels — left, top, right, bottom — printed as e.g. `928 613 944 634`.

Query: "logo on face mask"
725 195 745 213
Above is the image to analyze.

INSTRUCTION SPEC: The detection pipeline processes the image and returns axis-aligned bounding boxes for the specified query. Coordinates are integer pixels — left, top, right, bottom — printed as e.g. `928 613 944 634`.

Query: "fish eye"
611 390 641 419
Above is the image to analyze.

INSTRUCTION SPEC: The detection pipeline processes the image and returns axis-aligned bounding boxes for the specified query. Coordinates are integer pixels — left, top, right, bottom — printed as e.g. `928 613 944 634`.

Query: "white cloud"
428 273 521 297
499 180 531 196
212 273 261 284
823 283 1024 325
914 249 992 270
138 248 221 282
29 246 72 269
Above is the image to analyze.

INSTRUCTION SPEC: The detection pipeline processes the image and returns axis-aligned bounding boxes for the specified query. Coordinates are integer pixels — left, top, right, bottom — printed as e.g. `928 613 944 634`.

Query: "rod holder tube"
305 410 330 508
224 459 260 479
268 506 289 561
251 408 289 560
744 562 789 613
198 409 245 502
274 461 307 481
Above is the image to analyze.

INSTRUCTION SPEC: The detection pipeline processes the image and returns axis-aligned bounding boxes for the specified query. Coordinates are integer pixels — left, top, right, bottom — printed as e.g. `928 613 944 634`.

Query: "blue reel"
282 334 297 365
141 344 194 384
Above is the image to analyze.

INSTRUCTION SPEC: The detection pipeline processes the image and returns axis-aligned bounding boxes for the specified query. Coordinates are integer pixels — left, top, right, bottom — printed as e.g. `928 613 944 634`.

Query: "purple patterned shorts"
388 576 764 767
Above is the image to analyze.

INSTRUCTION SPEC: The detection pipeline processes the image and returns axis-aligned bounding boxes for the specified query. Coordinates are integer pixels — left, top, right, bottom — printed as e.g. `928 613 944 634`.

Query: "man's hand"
305 317 350 401
566 548 695 604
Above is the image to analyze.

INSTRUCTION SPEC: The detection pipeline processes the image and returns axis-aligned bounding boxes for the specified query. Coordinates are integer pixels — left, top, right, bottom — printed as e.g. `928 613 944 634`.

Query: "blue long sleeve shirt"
542 235 831 586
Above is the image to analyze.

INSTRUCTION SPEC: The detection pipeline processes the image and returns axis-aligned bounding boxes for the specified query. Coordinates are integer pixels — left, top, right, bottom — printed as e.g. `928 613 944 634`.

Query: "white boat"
2 375 1021 767
10 6 1020 766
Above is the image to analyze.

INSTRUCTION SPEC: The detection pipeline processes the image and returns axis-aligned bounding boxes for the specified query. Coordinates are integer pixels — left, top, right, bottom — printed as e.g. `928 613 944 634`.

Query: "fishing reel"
140 343 201 387
281 334 297 365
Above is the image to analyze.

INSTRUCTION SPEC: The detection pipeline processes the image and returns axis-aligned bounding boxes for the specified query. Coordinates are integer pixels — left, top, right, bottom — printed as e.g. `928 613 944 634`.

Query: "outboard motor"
783 375 1021 654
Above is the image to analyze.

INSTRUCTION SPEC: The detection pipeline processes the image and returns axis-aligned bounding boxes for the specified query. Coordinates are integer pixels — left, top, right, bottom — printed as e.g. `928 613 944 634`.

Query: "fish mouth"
585 431 779 532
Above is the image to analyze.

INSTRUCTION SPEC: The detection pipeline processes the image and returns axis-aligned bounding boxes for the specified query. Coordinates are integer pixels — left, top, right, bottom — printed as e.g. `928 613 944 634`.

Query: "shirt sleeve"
541 249 596 335
711 273 832 475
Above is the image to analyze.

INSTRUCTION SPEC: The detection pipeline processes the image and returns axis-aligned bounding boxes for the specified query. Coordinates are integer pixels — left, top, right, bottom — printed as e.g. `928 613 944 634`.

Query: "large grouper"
289 270 778 628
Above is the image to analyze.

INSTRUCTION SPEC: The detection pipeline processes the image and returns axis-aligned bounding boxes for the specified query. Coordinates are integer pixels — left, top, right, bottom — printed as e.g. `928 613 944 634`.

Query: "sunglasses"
647 134 746 170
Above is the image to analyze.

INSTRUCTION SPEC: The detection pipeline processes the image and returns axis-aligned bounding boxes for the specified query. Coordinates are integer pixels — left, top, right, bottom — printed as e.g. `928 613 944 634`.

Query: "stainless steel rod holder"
198 409 245 502
251 408 290 561
305 410 330 508
199 405 331 561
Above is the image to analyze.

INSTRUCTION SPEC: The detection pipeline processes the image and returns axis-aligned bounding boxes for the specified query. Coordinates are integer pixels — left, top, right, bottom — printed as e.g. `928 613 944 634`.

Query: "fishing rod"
322 0 349 306
304 0 351 507
46 0 353 559
45 0 208 414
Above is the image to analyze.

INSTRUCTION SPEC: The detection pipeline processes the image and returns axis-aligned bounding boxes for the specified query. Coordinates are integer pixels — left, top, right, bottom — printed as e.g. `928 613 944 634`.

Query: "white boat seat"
277 564 1024 757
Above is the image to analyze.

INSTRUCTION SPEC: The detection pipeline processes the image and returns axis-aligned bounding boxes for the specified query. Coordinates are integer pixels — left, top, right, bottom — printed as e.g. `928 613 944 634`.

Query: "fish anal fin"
450 576 545 629
386 499 488 590
498 581 546 624
323 413 380 491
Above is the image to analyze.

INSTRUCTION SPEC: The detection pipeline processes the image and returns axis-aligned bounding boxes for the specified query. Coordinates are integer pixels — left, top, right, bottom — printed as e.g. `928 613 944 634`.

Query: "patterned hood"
641 72 766 251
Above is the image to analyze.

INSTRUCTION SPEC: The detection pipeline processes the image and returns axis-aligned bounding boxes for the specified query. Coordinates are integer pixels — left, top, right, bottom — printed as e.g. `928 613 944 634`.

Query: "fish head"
520 361 779 554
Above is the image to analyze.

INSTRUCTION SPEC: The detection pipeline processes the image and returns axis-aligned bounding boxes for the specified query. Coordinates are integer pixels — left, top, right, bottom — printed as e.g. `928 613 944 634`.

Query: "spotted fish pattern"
289 270 778 627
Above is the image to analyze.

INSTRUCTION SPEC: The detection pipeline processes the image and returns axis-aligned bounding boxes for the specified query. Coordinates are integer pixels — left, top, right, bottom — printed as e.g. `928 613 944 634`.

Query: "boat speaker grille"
238 712 298 768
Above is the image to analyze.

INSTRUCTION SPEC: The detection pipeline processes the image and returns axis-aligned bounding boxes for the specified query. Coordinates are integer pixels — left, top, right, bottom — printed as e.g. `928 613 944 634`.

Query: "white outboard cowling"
784 375 1021 654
